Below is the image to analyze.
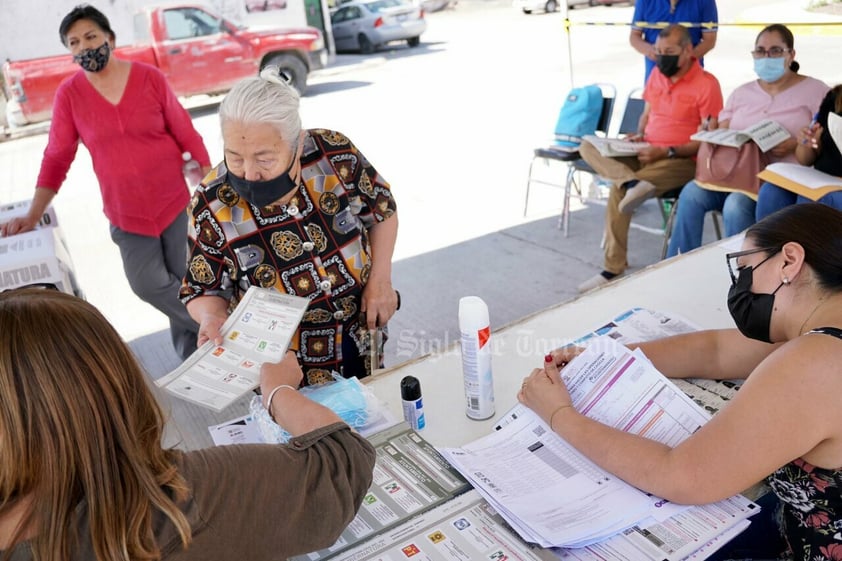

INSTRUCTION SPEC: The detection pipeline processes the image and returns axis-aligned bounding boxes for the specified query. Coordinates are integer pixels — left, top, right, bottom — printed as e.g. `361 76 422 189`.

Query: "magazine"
691 119 790 153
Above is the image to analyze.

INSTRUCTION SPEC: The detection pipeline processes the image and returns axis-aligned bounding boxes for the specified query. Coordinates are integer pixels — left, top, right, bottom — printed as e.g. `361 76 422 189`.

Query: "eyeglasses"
725 246 781 284
751 47 791 58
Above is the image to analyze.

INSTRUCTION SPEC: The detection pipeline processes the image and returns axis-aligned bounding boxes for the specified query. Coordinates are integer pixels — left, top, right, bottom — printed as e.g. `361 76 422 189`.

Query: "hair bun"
259 66 292 86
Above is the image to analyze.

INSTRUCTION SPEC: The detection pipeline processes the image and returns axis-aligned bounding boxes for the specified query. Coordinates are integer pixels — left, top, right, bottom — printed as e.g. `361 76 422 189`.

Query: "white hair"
219 66 302 144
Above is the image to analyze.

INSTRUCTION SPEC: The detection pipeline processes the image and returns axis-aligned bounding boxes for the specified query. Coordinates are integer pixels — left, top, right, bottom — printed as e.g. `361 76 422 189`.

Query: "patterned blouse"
765 327 842 560
180 129 397 386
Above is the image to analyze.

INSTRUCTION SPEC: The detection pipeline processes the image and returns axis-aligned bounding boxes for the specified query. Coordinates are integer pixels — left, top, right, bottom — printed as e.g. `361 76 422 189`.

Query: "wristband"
549 404 573 432
264 384 297 421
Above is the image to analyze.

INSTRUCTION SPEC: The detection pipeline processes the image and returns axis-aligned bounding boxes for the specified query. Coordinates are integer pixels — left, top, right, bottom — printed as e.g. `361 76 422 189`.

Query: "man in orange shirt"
577 24 723 292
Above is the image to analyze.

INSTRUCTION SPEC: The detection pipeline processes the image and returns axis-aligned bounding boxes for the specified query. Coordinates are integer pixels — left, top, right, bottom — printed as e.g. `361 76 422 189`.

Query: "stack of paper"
440 337 758 553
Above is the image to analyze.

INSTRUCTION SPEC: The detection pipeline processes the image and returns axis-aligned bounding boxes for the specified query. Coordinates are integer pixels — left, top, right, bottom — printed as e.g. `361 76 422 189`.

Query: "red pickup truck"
2 4 327 128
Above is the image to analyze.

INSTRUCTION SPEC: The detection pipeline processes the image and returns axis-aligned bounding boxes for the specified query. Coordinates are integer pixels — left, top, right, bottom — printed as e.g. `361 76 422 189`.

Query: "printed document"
557 496 758 561
691 119 790 152
156 286 308 411
582 134 650 157
441 337 721 548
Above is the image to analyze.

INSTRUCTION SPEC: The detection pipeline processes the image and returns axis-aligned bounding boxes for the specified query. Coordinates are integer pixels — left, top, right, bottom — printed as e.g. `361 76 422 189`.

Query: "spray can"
400 376 426 430
458 296 495 420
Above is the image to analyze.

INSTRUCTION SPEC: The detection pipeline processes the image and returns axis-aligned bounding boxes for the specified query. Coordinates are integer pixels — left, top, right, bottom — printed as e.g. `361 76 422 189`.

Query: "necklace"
799 297 827 336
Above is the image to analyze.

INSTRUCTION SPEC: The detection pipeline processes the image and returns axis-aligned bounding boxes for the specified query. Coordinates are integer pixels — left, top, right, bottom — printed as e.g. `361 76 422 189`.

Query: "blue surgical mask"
754 57 787 83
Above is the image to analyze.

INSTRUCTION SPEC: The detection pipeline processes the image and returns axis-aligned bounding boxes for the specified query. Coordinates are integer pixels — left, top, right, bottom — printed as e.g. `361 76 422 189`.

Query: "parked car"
2 4 325 127
513 0 589 13
331 0 426 54
513 0 632 14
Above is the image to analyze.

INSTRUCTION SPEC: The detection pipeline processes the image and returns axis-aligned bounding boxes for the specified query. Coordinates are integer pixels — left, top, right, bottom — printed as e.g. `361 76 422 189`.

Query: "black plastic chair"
523 83 616 236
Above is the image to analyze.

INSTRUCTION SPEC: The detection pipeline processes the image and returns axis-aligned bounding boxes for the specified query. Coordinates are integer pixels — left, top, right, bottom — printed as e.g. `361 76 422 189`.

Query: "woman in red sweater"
0 5 211 360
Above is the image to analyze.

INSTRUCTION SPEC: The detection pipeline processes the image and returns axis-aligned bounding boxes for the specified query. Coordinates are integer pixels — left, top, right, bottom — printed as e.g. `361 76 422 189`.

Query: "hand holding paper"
518 355 575 427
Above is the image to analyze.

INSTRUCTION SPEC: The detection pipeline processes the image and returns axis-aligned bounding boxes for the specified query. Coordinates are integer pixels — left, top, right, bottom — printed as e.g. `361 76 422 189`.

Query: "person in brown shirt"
0 287 375 561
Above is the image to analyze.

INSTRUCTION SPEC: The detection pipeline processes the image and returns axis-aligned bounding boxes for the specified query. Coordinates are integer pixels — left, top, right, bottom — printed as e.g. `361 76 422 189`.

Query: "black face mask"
225 159 297 208
656 54 681 78
727 265 785 343
73 41 111 73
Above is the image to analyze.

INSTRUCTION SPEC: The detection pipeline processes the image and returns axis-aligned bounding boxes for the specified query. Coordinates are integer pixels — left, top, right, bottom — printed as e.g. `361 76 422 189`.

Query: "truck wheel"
545 0 558 11
358 34 375 55
264 54 308 95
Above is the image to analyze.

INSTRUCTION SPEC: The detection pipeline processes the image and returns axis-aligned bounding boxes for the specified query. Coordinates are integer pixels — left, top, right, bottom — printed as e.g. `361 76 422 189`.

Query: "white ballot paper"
441 337 718 548
157 287 308 411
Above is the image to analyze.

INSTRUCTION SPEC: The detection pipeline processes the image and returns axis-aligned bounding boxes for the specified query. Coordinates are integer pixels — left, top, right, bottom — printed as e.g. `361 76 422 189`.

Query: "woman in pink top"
0 5 212 360
666 23 828 258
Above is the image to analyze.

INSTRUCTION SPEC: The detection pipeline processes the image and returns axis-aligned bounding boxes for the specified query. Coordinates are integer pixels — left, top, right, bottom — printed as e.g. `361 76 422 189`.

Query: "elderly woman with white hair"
180 67 399 386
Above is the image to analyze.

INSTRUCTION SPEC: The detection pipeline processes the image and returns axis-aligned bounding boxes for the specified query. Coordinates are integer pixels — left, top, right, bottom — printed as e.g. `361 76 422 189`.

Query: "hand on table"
0 216 38 237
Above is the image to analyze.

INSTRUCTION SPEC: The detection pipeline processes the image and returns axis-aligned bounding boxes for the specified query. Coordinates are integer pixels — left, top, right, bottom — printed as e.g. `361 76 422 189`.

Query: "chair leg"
710 210 723 240
560 163 577 235
661 197 680 260
523 157 537 217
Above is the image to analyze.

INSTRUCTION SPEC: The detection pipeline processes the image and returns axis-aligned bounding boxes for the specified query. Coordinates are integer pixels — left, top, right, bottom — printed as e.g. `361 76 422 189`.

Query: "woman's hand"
518 355 575 427
798 123 823 151
259 351 304 394
547 345 584 368
0 215 38 237
260 352 341 435
196 311 227 347
361 280 399 330
768 136 798 158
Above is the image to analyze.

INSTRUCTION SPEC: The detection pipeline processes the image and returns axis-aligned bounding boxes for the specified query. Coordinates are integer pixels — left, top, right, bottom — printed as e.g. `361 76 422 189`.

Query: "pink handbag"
695 141 768 196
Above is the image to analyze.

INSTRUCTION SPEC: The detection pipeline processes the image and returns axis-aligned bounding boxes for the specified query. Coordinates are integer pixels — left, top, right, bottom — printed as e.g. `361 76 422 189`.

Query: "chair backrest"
552 84 606 149
594 83 616 136
618 88 646 136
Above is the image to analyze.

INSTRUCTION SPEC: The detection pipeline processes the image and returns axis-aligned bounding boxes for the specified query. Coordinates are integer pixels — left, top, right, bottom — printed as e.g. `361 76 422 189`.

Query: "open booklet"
582 134 650 157
691 119 790 153
439 336 759 555
156 286 309 412
757 161 842 201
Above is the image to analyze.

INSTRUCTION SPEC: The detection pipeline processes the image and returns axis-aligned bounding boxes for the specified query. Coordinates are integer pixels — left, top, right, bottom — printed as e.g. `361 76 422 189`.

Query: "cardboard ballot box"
0 205 82 296
0 200 59 230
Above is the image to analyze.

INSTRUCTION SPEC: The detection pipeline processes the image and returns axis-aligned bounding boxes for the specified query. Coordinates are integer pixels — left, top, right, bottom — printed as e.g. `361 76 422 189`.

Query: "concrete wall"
0 0 307 63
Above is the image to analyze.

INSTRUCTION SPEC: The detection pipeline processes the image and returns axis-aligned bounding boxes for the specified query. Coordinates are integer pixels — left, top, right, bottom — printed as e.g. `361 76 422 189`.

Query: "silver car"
331 0 427 54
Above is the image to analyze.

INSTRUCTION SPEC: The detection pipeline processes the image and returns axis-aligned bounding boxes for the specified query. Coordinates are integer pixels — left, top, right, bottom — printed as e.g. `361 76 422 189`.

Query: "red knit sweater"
36 62 211 236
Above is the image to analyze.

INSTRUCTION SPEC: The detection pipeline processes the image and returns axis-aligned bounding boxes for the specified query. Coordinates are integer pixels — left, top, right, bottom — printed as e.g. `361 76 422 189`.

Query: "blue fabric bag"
553 84 603 150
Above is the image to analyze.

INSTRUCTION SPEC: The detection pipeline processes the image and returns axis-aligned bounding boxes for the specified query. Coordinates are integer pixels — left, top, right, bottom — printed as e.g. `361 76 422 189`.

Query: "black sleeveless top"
764 327 842 560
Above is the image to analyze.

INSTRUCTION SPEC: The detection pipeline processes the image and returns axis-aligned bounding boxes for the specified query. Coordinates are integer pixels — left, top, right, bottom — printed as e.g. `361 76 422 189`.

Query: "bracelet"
264 384 297 421
549 404 573 432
